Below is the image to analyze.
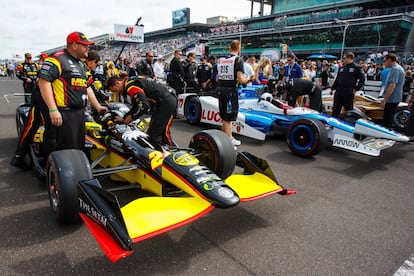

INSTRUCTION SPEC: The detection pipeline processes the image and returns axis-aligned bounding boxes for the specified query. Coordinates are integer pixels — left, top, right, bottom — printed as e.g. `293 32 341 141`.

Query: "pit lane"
1 78 413 275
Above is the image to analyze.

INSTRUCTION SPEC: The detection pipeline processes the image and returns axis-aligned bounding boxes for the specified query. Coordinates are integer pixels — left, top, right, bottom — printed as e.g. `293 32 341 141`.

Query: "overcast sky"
0 0 268 60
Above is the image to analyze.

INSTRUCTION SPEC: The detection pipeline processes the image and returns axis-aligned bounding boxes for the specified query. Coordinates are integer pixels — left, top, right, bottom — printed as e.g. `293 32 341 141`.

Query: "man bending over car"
107 76 177 147
277 78 323 112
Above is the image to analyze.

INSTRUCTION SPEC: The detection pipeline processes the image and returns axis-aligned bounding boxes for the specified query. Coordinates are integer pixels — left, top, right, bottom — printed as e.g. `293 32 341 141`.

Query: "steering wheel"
96 110 124 129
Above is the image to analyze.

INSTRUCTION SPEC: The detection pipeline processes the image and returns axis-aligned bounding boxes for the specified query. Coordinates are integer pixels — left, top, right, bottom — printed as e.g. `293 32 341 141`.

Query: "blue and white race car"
177 87 410 157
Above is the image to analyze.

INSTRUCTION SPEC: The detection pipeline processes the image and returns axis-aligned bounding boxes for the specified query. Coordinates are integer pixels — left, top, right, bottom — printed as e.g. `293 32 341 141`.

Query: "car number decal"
149 151 169 170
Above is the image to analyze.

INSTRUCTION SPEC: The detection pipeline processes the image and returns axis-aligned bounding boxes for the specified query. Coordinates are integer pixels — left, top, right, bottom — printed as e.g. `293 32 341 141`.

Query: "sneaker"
231 137 241 146
10 155 29 170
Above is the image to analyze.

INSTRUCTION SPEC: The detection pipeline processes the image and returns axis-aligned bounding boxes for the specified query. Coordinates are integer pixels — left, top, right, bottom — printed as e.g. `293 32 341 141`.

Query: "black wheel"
15 105 30 137
339 109 369 125
189 129 236 179
286 118 328 157
47 149 92 224
393 107 410 131
16 112 23 137
184 97 202 125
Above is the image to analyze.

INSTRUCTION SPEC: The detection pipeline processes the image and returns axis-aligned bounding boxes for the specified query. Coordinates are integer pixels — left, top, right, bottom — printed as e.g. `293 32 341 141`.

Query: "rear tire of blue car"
393 107 410 131
287 118 328 157
189 129 236 179
47 149 92 224
185 97 202 124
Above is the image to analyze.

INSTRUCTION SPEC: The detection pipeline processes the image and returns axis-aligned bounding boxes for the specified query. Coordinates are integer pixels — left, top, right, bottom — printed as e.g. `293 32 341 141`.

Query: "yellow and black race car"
17 102 296 263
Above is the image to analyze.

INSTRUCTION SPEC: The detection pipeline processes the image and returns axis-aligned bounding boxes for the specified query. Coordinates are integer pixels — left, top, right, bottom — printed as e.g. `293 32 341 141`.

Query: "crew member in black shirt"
167 50 185 94
278 78 323 112
136 51 155 79
331 52 365 117
196 57 211 92
107 76 177 147
319 63 332 89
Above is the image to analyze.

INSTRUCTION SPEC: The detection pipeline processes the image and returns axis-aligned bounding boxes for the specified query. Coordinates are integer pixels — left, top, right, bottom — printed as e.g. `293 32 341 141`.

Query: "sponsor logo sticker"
173 152 199 166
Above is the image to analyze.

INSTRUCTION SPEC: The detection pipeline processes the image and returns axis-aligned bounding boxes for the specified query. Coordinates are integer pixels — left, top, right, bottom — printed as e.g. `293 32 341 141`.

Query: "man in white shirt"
243 61 255 84
153 55 166 84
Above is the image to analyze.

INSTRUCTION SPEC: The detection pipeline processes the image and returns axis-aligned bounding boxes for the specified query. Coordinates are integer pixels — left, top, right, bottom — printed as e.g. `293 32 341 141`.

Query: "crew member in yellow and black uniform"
85 50 109 103
38 31 106 156
16 53 39 103
107 76 177 147
10 54 46 169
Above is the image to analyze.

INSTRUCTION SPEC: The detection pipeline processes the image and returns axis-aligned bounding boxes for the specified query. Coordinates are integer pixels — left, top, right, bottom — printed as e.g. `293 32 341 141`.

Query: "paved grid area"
0 78 413 275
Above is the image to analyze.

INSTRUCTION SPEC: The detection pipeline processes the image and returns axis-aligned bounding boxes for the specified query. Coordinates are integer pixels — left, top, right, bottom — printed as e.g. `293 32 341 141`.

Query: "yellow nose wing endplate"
121 197 213 243
225 173 284 201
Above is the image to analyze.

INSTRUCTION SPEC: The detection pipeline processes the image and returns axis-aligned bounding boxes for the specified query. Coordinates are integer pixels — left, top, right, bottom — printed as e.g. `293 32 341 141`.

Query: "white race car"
177 90 410 157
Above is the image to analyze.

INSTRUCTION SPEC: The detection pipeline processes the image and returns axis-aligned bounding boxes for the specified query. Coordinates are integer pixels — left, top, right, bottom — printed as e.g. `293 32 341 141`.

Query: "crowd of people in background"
2 47 414 100
2 42 414 140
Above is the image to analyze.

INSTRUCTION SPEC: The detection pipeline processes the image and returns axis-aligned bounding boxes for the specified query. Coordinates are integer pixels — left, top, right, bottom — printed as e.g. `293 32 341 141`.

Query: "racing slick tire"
15 105 30 137
189 129 236 179
16 111 23 137
286 118 329 157
392 107 410 131
184 97 202 125
339 109 369 125
47 149 92 224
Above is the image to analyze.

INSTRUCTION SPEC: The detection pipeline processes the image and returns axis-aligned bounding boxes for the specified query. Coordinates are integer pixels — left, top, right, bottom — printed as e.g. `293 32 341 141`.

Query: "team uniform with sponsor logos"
86 69 108 103
13 86 45 163
124 77 177 146
38 50 89 155
216 55 244 121
16 61 39 98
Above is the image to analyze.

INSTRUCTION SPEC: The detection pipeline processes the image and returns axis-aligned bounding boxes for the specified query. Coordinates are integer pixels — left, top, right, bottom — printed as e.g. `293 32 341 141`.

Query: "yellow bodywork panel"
85 122 103 139
89 147 163 195
225 173 283 201
121 197 213 242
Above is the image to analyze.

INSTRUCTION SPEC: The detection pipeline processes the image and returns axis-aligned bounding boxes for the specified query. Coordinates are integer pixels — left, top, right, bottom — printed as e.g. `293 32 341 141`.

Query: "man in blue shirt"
381 53 405 129
378 66 390 98
283 54 303 83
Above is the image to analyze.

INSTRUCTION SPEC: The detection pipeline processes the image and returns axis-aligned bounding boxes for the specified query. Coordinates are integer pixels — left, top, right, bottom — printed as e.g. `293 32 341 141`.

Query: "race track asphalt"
0 78 413 276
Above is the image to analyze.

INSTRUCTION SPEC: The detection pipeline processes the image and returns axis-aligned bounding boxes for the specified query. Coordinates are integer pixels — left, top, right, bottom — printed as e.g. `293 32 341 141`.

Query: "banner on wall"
113 24 144 43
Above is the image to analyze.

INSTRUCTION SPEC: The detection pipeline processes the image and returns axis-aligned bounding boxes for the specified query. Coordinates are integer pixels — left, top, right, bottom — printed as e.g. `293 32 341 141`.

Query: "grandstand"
42 0 414 62
43 24 210 64
209 0 414 59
